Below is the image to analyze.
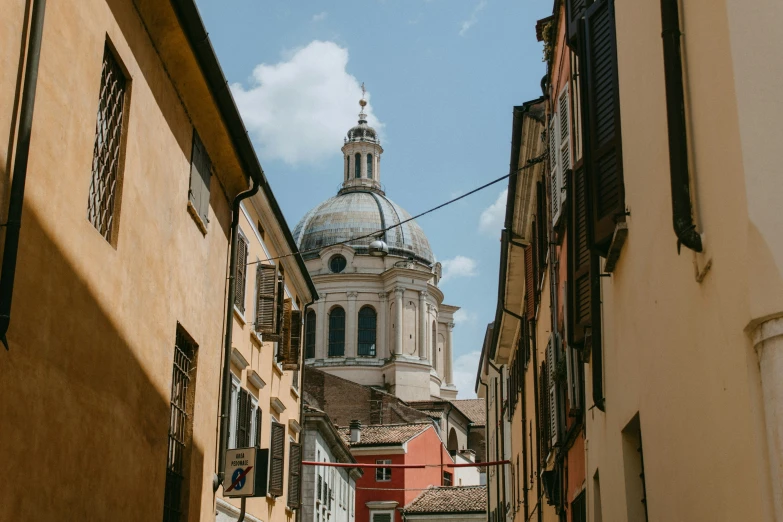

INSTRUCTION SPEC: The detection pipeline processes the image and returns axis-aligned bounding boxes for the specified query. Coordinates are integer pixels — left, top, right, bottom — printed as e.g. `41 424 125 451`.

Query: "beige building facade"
0 1 314 521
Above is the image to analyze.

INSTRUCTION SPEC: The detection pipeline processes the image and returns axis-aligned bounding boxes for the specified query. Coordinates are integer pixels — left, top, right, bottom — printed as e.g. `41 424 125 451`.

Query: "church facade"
293 95 459 402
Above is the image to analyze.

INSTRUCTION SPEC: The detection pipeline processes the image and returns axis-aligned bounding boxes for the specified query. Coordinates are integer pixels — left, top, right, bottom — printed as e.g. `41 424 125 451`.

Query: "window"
255 263 278 334
188 130 212 227
305 309 316 358
371 512 392 522
163 327 198 522
443 471 453 486
344 155 349 181
357 306 377 357
236 388 252 448
88 44 128 243
330 254 347 273
328 307 345 357
229 381 258 449
366 154 373 179
235 231 249 313
375 459 392 482
572 490 587 522
269 420 286 496
354 153 361 178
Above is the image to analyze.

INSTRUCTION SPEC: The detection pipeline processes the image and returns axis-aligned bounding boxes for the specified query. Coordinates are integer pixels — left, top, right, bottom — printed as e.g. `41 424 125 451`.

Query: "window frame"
375 459 392 482
357 306 377 357
328 306 346 357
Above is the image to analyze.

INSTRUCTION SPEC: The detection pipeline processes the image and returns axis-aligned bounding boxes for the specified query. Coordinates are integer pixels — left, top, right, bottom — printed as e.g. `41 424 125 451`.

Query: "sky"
196 0 550 398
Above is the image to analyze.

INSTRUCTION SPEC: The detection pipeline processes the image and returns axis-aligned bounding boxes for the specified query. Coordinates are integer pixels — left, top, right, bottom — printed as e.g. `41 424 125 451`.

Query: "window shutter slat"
283 309 303 370
565 0 588 42
525 244 535 320
559 86 571 215
547 339 558 446
277 299 292 363
269 421 285 496
235 236 248 313
287 442 302 508
237 389 250 448
549 117 560 225
539 362 550 461
254 408 262 448
256 264 278 334
189 131 212 225
582 0 625 254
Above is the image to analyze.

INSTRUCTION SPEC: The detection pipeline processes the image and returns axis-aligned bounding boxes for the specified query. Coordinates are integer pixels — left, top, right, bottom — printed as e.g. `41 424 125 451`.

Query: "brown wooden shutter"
235 235 248 313
274 276 285 337
277 299 292 363
565 0 589 43
256 264 278 334
567 167 592 346
283 309 303 370
237 389 251 448
254 408 262 448
581 0 625 255
269 421 286 496
287 442 302 508
525 244 535 320
539 362 550 460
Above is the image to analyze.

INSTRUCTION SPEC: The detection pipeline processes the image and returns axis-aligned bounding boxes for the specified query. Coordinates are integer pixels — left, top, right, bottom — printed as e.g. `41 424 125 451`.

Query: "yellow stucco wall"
585 0 779 520
0 1 308 520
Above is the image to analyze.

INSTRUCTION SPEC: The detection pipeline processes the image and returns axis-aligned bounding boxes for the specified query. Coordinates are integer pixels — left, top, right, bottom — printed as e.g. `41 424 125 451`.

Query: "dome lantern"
341 83 384 194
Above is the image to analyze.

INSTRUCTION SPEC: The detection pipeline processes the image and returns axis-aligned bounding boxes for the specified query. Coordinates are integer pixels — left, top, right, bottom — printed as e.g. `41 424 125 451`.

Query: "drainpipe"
0 0 46 351
216 179 260 490
521 323 529 522
488 360 506 518
660 0 703 254
530 316 543 522
296 300 313 522
479 380 491 518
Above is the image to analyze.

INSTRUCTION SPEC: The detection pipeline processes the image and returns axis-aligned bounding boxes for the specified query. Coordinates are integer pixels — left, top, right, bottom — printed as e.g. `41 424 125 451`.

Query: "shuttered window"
253 408 262 448
188 130 212 227
559 85 572 215
255 263 278 334
235 233 248 313
87 45 128 244
581 0 625 254
236 389 252 448
287 442 302 508
565 0 592 43
546 338 559 447
549 117 560 225
277 299 292 363
269 421 286 496
568 167 592 346
304 310 316 359
281 308 303 369
539 362 550 462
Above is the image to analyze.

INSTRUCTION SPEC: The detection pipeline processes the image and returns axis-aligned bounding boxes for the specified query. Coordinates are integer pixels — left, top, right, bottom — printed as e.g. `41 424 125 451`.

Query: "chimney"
349 419 362 443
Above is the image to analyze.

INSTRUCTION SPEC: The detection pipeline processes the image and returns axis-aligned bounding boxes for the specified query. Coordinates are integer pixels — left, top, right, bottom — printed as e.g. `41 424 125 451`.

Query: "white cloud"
459 0 487 36
312 12 327 22
453 350 482 399
232 41 383 165
440 255 478 283
478 188 507 235
453 308 475 325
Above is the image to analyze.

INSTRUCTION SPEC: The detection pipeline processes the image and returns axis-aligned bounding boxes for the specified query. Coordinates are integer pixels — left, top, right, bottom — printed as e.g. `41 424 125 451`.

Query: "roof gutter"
170 0 318 301
0 0 46 351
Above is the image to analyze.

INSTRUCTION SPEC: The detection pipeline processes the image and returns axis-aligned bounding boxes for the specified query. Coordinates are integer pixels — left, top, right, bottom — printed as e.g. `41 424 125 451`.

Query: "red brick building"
338 423 455 522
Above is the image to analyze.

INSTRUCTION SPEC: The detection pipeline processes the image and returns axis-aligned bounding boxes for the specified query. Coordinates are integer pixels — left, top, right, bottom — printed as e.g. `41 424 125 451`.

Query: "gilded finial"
359 82 368 108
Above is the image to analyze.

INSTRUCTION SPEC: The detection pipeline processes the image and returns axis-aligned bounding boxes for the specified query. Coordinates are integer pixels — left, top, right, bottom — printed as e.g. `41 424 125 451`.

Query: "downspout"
488 360 506 518
296 300 314 522
530 316 543 522
479 380 491 518
216 179 260 489
521 323 529 522
660 0 703 254
0 0 46 350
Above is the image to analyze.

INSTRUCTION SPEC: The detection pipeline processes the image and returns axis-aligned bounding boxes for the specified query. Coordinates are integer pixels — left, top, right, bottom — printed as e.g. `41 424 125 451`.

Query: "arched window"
366 154 373 179
357 306 377 357
305 309 316 359
344 155 349 181
354 153 361 178
328 307 345 357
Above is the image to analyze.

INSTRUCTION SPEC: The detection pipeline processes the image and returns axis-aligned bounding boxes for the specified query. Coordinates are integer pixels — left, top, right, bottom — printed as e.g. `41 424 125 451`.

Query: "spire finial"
358 82 368 122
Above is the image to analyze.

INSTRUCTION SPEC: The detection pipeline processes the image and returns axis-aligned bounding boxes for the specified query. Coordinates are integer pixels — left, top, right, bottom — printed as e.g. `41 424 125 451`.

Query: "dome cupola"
340 84 384 194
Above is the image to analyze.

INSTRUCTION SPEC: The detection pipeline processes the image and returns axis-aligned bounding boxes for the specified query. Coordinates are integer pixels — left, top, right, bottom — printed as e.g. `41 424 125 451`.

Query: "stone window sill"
187 201 208 235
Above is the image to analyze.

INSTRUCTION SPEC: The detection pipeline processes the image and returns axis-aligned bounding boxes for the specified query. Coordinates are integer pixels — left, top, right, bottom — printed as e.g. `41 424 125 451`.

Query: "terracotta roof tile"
402 486 487 514
338 423 431 446
450 399 486 426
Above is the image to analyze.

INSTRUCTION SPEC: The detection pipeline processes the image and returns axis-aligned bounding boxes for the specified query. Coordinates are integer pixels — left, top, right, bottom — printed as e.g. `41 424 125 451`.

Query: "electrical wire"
246 152 547 267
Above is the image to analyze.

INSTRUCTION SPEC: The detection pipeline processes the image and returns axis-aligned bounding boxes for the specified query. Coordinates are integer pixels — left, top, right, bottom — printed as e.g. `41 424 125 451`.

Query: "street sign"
224 447 269 498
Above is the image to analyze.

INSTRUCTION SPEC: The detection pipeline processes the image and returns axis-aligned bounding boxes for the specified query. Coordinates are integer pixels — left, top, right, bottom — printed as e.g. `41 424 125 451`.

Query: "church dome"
293 191 435 264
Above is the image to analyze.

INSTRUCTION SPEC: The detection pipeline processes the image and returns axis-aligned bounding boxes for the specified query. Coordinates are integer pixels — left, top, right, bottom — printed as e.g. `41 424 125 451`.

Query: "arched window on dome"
344 155 349 181
354 153 361 178
366 154 373 179
357 306 377 357
305 309 316 359
328 307 345 357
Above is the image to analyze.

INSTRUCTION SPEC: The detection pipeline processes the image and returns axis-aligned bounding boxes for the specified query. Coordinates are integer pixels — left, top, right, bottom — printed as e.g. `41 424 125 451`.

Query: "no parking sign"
224 448 269 498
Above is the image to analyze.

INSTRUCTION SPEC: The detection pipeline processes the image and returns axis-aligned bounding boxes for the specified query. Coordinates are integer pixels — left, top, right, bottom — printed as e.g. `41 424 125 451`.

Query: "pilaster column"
431 308 439 371
378 293 388 359
418 291 428 360
445 322 455 386
394 287 404 356
346 292 358 358
752 315 783 521
316 296 326 359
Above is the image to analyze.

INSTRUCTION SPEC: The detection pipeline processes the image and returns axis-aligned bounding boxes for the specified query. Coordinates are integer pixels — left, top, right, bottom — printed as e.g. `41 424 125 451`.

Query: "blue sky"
196 0 550 397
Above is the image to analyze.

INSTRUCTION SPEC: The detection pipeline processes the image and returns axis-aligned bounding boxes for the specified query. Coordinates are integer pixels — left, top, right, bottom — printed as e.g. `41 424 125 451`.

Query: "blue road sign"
231 467 247 491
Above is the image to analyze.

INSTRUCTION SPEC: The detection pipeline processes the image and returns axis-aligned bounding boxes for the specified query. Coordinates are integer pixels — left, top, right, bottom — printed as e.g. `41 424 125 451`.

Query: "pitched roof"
419 409 443 419
338 422 431 447
402 486 487 514
450 399 486 426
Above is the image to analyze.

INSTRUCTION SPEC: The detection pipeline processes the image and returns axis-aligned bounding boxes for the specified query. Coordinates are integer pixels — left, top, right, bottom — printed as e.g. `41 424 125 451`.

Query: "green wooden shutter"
269 421 286 496
256 264 278 334
235 235 248 313
287 442 302 508
582 0 625 254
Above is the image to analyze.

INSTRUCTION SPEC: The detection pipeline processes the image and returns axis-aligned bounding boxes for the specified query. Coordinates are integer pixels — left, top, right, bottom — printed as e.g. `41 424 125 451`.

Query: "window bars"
163 329 196 522
88 45 127 242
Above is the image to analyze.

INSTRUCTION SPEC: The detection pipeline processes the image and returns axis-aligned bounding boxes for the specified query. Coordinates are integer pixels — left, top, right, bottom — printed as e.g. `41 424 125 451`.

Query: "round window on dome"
330 255 347 273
